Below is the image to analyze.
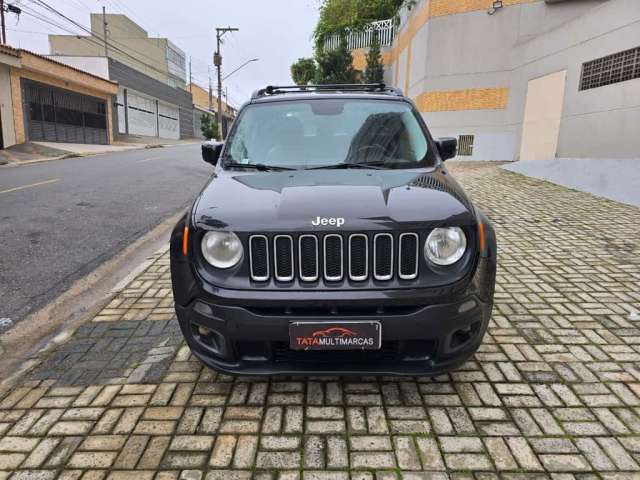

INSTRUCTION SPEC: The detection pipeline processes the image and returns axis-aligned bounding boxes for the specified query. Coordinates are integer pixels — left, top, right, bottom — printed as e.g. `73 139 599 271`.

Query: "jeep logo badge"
312 216 345 227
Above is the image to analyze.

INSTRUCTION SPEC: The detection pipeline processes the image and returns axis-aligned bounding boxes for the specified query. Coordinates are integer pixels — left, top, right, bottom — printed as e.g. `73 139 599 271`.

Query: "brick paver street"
1 162 640 479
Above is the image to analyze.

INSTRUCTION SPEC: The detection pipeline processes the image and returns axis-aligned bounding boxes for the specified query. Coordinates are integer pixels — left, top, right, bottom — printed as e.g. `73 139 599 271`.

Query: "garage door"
127 91 157 137
23 80 108 145
158 102 180 140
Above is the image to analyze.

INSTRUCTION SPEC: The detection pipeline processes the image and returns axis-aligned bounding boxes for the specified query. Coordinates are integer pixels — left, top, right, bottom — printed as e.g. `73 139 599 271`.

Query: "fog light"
193 323 226 357
458 300 477 314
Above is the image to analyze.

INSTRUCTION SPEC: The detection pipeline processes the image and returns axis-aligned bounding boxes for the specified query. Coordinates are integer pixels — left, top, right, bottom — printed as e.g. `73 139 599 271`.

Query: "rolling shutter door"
158 102 180 139
126 91 157 137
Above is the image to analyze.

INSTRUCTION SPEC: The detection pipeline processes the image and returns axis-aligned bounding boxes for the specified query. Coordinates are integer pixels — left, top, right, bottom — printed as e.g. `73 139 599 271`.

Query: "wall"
0 64 17 148
190 83 211 110
10 68 115 145
109 59 194 139
387 0 640 161
49 35 170 86
47 56 110 80
189 83 236 116
9 52 117 144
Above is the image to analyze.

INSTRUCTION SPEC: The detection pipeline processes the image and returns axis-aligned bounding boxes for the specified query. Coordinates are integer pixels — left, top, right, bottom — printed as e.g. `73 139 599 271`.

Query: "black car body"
171 84 497 376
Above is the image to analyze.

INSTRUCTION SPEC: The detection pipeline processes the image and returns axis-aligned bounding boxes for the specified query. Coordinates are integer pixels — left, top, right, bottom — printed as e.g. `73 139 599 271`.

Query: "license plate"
289 321 382 351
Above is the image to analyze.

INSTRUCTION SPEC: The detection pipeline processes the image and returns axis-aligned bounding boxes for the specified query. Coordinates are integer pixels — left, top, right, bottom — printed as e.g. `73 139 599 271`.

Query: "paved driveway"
1 162 639 479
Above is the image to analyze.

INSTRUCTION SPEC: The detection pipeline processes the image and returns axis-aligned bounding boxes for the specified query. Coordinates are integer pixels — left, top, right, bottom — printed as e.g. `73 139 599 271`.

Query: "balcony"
323 18 396 52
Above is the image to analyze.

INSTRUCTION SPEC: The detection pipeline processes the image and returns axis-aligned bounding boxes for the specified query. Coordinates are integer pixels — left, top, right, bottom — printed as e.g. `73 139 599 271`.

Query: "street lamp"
223 58 259 81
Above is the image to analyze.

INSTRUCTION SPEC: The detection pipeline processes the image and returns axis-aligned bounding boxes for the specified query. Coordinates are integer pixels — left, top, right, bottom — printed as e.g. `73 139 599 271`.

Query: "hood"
194 167 475 232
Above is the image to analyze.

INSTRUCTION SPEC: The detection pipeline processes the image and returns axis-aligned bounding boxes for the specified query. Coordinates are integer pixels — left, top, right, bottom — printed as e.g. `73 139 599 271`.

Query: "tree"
200 114 219 140
314 38 359 84
314 0 405 50
364 31 385 84
291 58 317 86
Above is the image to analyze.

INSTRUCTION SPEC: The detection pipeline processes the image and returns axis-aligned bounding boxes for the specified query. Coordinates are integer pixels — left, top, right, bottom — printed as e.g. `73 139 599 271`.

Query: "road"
0 144 212 328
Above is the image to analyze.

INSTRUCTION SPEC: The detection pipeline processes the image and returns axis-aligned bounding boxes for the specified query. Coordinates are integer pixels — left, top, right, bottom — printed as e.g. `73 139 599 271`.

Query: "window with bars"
580 46 640 91
458 135 474 156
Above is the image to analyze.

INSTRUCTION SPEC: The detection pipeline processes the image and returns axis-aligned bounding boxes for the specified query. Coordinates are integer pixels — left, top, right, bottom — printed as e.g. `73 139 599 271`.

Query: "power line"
20 0 241 105
24 1 182 82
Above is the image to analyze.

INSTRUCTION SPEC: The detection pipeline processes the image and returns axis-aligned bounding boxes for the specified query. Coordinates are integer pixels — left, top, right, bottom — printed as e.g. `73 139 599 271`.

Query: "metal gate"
22 79 108 145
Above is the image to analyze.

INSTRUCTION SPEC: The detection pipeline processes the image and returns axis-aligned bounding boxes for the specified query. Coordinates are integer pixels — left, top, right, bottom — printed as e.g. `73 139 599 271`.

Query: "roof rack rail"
251 83 403 99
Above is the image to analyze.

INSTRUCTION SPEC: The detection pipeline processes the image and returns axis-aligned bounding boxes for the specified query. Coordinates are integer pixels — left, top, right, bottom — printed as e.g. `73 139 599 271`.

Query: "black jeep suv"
171 84 497 376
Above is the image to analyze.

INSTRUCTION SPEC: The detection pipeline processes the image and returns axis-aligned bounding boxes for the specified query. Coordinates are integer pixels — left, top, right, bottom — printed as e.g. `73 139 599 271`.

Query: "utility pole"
1 2 22 44
208 66 212 112
215 26 238 139
102 5 108 57
1 0 6 45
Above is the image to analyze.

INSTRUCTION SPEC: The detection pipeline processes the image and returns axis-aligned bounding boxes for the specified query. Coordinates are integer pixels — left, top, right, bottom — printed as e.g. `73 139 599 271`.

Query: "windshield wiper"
225 162 296 171
306 162 385 170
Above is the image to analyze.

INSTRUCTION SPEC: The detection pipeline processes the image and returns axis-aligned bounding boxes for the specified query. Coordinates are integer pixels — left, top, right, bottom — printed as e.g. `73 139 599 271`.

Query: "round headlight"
425 227 467 266
201 231 243 269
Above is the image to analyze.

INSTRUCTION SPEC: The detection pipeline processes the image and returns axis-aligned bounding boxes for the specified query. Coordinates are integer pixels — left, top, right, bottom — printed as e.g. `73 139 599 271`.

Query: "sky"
4 0 319 107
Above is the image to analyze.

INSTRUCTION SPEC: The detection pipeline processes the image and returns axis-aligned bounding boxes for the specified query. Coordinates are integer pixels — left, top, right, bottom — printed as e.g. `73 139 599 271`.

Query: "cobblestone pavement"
1 162 640 480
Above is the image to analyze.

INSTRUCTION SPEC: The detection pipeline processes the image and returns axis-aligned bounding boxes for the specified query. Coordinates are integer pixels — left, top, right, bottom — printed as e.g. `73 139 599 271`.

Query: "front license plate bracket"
289 321 382 351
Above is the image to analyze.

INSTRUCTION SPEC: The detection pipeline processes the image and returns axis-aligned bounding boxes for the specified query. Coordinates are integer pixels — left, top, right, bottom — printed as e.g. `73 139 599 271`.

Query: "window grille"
458 135 474 156
580 46 640 91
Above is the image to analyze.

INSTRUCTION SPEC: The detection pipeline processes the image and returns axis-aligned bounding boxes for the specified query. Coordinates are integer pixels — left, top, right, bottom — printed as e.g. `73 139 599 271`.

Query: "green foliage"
290 0 414 86
200 114 219 140
314 0 405 49
291 58 317 85
364 31 384 84
314 37 359 84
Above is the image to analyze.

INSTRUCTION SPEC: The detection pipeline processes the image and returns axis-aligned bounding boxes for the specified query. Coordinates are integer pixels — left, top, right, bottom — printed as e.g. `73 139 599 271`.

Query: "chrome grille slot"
374 233 394 280
349 234 368 281
274 235 294 282
249 235 269 281
399 233 419 280
323 234 344 281
298 235 319 282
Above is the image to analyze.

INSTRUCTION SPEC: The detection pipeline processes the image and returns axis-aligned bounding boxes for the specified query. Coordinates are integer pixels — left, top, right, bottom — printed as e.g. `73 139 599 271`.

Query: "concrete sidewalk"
0 162 639 479
0 139 200 166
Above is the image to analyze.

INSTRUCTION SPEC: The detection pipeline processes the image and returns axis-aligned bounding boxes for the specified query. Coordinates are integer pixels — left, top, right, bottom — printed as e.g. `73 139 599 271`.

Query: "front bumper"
170 214 497 376
175 293 492 376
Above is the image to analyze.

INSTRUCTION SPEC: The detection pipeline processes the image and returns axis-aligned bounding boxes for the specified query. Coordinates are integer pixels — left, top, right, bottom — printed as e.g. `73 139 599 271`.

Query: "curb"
0 141 200 168
0 213 180 391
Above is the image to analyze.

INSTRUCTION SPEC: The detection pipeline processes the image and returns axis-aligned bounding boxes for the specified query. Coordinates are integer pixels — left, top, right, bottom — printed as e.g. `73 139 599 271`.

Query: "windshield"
223 99 433 170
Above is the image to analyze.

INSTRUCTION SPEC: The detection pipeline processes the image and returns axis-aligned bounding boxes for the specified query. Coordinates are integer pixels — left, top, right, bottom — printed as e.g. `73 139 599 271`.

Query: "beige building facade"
347 0 640 161
0 45 118 147
49 14 186 90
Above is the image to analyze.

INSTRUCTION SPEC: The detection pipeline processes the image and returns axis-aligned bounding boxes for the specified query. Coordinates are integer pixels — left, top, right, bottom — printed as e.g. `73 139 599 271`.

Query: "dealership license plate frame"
289 321 382 351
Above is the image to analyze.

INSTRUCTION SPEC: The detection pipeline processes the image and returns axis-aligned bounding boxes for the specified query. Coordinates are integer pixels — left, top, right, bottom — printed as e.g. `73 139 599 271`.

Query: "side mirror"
202 141 224 166
435 137 457 161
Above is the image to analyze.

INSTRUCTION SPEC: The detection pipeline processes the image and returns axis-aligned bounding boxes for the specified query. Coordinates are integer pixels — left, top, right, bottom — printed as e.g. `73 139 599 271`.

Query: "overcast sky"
5 0 319 107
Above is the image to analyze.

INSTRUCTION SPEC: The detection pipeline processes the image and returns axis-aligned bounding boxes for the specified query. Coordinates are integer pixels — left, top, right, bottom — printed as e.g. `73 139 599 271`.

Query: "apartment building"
48 14 196 140
49 14 187 89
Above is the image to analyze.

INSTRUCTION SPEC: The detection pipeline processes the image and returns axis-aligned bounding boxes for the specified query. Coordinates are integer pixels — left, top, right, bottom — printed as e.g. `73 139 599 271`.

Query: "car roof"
248 84 408 105
250 92 407 104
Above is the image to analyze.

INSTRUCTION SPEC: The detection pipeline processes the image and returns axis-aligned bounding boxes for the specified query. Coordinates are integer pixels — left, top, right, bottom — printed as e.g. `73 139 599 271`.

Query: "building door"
22 79 108 145
519 70 567 161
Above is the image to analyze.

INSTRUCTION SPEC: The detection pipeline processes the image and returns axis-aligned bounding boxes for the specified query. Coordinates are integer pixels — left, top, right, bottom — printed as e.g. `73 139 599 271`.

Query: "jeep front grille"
249 233 420 283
